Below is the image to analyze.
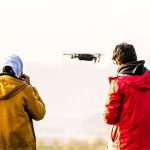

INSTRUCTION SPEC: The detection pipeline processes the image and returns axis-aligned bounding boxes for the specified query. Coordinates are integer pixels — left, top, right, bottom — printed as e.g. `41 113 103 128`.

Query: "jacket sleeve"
103 79 123 125
23 85 46 121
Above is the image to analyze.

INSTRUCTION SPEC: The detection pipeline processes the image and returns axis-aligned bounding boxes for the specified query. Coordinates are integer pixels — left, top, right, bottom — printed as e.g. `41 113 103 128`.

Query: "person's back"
103 43 150 150
0 54 46 150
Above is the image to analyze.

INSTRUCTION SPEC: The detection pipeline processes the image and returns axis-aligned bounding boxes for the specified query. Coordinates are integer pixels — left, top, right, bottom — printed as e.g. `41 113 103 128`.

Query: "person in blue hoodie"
0 54 46 150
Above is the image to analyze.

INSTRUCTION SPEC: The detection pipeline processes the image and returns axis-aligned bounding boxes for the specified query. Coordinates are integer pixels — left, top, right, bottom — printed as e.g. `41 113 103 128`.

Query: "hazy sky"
0 0 150 140
0 0 150 66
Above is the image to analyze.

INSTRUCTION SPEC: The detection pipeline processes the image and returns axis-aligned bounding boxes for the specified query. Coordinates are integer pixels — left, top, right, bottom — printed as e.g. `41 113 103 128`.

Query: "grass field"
37 146 105 150
37 138 106 150
37 147 105 150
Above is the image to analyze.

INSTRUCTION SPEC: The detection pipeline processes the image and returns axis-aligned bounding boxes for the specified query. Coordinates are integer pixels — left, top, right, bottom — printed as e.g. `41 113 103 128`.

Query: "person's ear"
116 59 122 66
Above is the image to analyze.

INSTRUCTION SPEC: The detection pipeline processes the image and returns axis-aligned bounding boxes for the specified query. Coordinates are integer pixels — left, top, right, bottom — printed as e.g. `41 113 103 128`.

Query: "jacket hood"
0 74 27 99
119 71 150 90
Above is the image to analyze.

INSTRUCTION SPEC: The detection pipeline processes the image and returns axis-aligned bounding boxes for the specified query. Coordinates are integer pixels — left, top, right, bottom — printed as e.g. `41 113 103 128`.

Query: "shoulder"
21 84 36 94
109 76 123 85
144 70 150 75
109 76 118 84
23 85 40 96
108 76 126 92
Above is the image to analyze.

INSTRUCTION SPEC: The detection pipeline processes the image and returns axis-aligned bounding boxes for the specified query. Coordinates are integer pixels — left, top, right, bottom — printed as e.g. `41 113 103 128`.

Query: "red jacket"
104 71 150 150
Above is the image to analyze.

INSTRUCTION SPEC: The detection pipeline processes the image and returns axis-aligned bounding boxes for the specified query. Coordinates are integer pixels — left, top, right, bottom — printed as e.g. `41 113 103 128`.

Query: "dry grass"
37 138 106 150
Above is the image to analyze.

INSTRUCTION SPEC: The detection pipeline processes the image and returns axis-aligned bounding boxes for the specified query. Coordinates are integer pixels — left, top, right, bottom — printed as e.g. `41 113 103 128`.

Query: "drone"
63 53 102 63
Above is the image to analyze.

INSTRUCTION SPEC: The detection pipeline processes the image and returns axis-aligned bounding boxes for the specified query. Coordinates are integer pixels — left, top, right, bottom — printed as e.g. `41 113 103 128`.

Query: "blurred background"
0 0 150 149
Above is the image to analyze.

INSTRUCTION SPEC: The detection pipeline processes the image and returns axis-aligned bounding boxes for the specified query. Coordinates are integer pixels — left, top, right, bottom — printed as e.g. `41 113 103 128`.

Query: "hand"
20 74 30 84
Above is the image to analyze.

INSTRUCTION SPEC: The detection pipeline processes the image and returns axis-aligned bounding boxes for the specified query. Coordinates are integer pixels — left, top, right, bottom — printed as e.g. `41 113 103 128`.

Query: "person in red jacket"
103 42 150 150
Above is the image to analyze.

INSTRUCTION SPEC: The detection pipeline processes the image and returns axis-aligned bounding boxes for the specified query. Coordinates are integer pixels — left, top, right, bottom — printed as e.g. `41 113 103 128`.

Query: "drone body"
63 53 102 63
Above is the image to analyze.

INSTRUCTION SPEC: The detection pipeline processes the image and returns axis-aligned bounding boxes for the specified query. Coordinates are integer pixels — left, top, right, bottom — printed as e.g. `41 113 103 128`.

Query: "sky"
0 0 150 141
0 0 150 65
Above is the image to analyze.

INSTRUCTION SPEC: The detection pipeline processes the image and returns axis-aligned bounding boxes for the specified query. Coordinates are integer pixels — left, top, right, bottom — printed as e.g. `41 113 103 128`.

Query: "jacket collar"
117 60 147 75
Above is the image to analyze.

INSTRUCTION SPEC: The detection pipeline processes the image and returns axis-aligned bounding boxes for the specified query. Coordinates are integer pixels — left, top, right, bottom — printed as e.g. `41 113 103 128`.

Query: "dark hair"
2 66 16 76
112 42 137 64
